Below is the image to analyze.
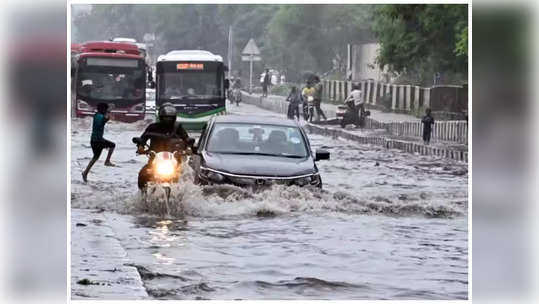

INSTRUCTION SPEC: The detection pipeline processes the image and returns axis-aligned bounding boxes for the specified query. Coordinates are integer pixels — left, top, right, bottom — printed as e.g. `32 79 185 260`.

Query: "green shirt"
91 113 107 141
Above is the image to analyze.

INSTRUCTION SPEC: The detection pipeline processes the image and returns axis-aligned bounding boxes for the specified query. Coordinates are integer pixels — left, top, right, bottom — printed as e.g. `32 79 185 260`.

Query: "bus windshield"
77 58 145 101
157 61 223 99
158 71 221 99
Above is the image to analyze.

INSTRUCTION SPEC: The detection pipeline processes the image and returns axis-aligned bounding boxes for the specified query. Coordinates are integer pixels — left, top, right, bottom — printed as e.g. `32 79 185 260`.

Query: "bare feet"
82 171 88 182
104 162 116 167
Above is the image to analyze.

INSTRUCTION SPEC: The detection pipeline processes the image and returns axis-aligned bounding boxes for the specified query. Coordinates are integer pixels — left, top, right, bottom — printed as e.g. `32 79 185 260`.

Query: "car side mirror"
224 79 230 90
315 149 330 161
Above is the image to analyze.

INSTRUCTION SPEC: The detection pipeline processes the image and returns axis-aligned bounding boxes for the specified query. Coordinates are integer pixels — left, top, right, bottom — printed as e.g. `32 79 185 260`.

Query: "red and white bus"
72 41 147 122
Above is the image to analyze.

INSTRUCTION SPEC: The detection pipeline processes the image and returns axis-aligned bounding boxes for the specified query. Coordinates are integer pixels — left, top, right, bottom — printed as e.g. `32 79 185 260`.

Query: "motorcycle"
132 134 193 216
302 95 315 122
340 101 370 128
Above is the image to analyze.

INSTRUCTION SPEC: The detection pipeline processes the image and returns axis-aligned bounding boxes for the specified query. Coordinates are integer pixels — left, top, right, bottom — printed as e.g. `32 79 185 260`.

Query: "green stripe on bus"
177 107 226 119
182 122 209 131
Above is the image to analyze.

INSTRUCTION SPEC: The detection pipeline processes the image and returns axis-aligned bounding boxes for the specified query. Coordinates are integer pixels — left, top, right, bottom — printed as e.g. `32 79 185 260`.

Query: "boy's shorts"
91 139 115 158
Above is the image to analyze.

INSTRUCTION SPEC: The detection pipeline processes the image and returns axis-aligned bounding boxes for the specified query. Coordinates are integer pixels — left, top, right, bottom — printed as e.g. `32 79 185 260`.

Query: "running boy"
82 103 116 182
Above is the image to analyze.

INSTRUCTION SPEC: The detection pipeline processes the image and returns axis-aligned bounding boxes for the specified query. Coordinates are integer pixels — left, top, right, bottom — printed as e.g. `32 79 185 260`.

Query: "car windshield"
206 123 308 158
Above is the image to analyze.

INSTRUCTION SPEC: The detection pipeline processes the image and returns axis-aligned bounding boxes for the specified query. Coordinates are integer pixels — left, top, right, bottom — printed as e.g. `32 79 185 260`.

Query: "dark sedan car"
190 115 330 188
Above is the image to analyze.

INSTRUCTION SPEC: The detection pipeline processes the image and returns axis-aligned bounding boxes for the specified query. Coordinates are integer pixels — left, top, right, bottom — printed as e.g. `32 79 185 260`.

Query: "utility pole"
227 26 233 78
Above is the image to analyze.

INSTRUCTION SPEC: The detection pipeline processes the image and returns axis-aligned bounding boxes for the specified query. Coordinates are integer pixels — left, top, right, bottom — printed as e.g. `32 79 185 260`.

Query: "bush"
269 84 293 96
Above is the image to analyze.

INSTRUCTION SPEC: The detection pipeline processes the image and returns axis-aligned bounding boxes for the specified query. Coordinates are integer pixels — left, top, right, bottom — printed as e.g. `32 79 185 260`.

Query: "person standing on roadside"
286 86 301 120
421 108 435 145
312 75 327 121
262 69 270 97
82 103 116 182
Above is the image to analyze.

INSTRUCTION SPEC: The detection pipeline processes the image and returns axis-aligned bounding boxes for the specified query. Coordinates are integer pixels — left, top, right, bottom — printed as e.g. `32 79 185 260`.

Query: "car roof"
212 115 300 127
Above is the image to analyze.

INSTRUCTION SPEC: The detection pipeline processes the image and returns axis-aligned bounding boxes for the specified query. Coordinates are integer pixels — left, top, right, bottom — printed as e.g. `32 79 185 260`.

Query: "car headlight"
207 171 225 183
294 174 320 186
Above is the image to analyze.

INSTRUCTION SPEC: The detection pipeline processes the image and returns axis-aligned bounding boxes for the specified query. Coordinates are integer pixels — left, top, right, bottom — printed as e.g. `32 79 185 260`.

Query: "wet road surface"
71 101 468 299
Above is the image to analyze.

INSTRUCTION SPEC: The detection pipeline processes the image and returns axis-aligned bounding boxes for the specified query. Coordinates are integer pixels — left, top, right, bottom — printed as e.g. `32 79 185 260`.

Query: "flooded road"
71 102 468 299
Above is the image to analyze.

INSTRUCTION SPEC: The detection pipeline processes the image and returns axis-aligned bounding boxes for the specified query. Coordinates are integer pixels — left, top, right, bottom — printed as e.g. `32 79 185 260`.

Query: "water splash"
126 172 465 219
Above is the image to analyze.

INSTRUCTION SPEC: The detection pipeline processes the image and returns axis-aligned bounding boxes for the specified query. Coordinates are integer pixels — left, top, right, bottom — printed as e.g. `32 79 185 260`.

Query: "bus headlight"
130 103 145 113
77 100 93 111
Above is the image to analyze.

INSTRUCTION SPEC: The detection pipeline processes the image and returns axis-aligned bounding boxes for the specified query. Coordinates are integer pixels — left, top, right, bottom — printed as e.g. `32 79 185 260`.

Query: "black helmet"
159 103 177 126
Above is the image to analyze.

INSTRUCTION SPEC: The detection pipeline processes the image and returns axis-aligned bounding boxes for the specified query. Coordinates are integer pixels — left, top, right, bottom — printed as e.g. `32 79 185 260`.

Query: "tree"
373 4 468 85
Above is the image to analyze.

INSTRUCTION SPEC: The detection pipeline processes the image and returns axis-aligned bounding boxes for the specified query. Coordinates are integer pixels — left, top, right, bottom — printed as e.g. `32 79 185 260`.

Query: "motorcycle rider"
136 103 192 189
301 81 316 122
341 83 367 128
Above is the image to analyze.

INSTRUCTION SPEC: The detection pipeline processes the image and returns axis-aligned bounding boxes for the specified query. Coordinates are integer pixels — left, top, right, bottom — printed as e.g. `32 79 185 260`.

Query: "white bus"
155 50 228 131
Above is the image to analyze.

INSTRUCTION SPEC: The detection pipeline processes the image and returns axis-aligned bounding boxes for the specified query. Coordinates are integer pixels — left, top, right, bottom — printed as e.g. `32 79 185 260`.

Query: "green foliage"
269 84 293 96
373 4 468 85
455 23 468 58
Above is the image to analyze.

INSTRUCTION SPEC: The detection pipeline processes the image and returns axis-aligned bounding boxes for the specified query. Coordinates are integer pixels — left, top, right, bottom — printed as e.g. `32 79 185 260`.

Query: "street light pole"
227 26 232 79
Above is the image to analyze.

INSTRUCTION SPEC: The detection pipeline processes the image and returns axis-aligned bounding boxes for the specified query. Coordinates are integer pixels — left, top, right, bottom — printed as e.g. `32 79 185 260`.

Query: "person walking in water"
421 108 435 145
82 103 116 182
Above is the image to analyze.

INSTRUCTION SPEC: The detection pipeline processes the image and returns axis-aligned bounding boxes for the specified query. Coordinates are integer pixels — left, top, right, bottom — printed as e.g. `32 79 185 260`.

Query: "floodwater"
71 102 468 300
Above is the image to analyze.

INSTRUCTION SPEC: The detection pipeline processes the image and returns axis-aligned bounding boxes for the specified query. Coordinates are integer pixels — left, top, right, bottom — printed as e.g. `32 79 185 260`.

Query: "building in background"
347 43 392 83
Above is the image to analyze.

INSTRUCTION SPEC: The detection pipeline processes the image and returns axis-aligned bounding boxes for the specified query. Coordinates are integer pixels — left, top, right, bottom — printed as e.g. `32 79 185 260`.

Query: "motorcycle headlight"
155 160 175 178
